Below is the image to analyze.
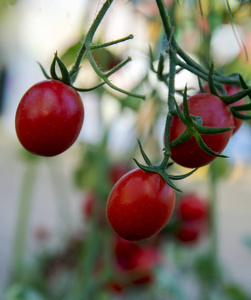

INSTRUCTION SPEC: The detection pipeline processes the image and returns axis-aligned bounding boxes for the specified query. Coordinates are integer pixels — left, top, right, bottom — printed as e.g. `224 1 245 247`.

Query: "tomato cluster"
15 78 245 243
15 80 84 157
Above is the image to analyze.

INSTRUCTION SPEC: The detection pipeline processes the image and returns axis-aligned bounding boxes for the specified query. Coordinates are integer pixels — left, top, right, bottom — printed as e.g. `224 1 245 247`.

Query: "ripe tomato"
169 93 234 168
177 193 208 221
15 80 84 156
175 221 201 243
203 83 245 134
106 168 175 241
111 236 161 289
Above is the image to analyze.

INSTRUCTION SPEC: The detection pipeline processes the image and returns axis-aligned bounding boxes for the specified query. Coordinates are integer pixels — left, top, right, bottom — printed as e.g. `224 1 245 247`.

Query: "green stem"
90 34 133 50
69 0 114 78
87 47 145 99
177 59 209 81
163 113 173 156
155 0 241 87
155 0 177 50
168 50 178 115
11 158 38 279
65 219 101 300
47 160 72 236
105 56 132 77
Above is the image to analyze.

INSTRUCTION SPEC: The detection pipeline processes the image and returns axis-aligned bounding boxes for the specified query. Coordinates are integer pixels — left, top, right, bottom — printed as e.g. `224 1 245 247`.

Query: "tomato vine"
15 0 251 189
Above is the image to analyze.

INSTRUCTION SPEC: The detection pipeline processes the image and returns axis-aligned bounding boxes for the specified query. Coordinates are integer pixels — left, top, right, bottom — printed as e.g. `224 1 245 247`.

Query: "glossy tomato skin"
170 93 234 168
15 80 84 157
204 84 245 134
106 168 175 241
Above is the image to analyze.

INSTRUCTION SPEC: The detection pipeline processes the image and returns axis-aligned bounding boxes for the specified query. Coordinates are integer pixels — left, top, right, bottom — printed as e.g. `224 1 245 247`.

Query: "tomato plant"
106 168 175 241
15 80 84 157
169 93 234 168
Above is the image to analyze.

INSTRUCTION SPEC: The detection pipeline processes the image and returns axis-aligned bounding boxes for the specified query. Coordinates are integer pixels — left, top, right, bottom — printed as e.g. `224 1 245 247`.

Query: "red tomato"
106 168 175 241
203 84 245 134
113 236 161 288
15 80 84 156
169 93 234 168
222 85 245 134
175 221 201 243
177 193 208 221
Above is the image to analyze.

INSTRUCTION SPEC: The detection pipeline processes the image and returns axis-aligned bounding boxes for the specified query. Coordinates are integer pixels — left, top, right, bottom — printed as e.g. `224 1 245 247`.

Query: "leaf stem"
90 34 134 50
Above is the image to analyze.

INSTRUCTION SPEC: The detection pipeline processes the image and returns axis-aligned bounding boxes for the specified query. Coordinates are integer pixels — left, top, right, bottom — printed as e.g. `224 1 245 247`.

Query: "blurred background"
0 0 251 299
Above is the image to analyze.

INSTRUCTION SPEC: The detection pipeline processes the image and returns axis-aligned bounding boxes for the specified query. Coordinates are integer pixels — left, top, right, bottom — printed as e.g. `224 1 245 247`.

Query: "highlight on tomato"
106 168 176 241
15 79 84 157
169 93 234 168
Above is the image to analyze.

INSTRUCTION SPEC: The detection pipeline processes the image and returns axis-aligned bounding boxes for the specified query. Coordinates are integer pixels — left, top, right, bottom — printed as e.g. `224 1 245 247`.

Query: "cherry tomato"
177 193 208 221
15 80 84 156
175 221 201 243
203 83 245 134
169 93 234 168
112 236 161 289
82 191 96 218
106 168 175 241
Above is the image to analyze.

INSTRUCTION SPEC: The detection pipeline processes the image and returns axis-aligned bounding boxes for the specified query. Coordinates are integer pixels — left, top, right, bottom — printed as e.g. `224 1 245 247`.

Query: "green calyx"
133 139 197 192
38 52 105 92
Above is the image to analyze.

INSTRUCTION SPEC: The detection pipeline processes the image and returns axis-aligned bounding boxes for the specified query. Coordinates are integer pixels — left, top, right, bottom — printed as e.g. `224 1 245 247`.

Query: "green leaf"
60 39 83 67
